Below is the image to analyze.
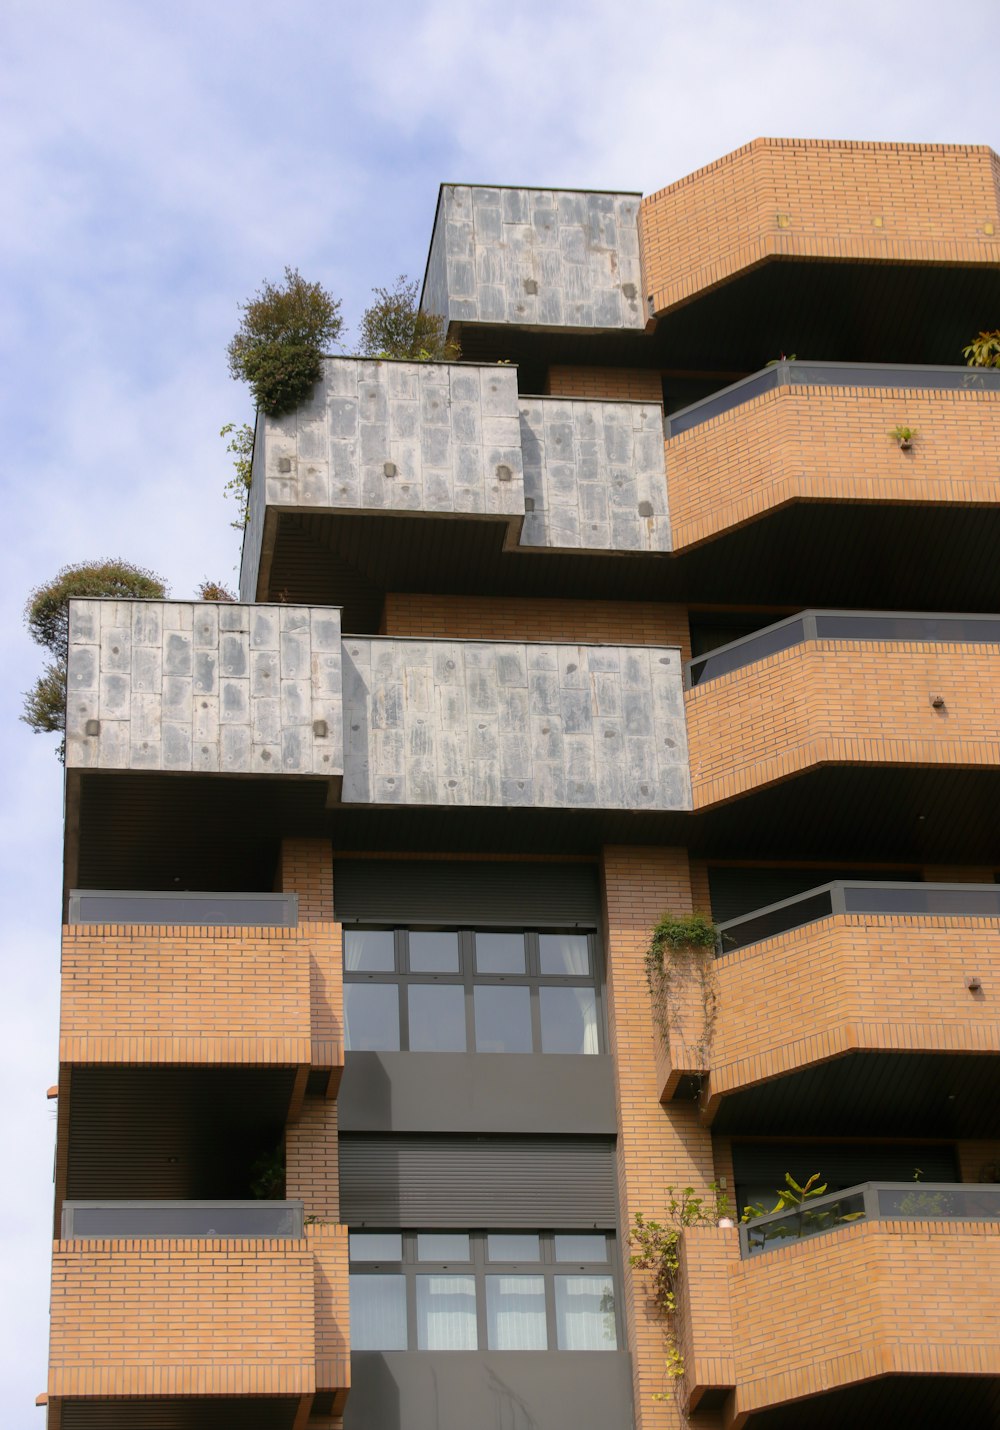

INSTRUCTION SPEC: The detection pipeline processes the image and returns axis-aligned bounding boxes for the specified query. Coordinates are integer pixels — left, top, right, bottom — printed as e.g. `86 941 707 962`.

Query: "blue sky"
1 0 998 1418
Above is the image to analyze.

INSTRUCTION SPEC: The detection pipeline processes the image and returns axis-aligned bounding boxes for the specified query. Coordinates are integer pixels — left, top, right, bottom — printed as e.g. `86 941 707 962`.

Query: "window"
344 929 602 1055
348 1230 619 1352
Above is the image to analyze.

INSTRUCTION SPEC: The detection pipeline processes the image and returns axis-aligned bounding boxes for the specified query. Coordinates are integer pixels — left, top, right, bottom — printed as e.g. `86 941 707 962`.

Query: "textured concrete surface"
65 600 343 776
519 397 670 551
423 185 645 329
341 637 690 809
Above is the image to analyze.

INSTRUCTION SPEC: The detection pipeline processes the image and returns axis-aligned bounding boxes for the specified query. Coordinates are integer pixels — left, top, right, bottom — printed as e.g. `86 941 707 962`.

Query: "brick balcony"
685 614 1000 810
639 138 1000 317
48 1223 349 1423
654 887 1000 1125
666 378 1000 551
677 1220 1000 1426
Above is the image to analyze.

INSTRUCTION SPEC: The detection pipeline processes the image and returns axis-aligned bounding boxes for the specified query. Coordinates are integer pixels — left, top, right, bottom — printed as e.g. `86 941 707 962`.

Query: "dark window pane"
539 986 599 1054
475 932 526 974
345 929 395 971
474 985 532 1053
345 984 399 1051
487 1233 541 1262
554 1234 607 1262
350 1274 407 1349
408 984 467 1052
416 1275 477 1349
538 933 590 975
417 1233 471 1262
350 1232 402 1262
555 1275 617 1349
486 1275 547 1349
409 931 460 972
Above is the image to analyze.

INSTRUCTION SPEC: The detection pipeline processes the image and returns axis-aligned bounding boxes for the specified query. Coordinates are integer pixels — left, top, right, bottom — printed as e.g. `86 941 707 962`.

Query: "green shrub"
227 267 342 415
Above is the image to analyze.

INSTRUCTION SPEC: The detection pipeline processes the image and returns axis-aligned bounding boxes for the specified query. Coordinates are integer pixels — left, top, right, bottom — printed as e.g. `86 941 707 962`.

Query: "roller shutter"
334 859 600 926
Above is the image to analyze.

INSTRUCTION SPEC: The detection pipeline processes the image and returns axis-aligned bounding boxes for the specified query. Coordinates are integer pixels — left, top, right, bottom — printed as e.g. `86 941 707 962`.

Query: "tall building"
47 138 1000 1430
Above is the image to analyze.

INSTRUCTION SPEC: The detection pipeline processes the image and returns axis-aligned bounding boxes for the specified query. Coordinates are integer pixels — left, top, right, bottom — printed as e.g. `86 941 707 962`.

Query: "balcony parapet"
422 184 645 330
341 637 690 810
48 1216 349 1408
677 1217 1000 1425
65 599 343 777
685 610 1000 808
640 138 1000 317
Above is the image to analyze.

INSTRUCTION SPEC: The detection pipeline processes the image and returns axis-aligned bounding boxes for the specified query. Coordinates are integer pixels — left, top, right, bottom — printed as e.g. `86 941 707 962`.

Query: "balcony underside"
708 1049 1000 1137
260 497 1000 620
730 1373 1000 1430
456 259 1000 379
67 762 1000 896
53 1397 304 1429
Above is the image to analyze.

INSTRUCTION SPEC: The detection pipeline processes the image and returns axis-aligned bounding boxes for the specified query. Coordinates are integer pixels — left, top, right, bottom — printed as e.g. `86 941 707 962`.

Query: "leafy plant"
196 580 237 603
644 912 720 1069
629 1185 732 1390
890 424 917 447
742 1172 864 1247
963 330 1000 368
358 274 459 361
765 352 797 365
249 1144 286 1199
227 267 343 416
220 421 255 528
22 560 168 759
741 1171 829 1222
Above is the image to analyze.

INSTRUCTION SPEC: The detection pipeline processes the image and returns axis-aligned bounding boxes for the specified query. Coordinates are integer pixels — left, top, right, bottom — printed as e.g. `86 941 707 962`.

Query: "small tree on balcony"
963 330 1000 368
227 267 343 416
22 559 168 760
358 275 459 361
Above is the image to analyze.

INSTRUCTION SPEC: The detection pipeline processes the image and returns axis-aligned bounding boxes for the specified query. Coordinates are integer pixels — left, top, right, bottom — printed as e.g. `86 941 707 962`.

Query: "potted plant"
890 424 917 451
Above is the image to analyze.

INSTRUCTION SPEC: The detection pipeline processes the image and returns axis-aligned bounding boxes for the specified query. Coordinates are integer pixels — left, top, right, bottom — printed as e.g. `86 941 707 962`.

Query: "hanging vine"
644 912 720 1070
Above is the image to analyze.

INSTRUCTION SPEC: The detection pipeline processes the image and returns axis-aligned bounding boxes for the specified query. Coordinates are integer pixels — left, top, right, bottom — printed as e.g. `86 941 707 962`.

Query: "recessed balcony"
48 1206 348 1426
685 610 1000 818
665 361 1000 551
657 880 1000 1134
677 1204 1000 1426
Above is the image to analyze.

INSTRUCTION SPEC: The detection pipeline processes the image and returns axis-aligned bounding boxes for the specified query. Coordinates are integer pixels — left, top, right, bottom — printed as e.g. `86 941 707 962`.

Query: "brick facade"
547 365 663 403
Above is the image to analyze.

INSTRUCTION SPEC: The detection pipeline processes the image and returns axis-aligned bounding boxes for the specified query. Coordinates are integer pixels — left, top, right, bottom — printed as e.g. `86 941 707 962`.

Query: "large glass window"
349 1230 619 1352
343 928 603 1054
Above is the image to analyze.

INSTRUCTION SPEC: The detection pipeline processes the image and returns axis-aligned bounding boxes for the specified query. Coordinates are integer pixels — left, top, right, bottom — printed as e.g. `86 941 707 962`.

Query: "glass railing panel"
843 884 1000 918
666 368 778 436
813 612 1000 644
742 1188 867 1256
717 888 835 956
68 890 299 927
874 1185 1000 1221
687 618 805 687
61 1199 305 1239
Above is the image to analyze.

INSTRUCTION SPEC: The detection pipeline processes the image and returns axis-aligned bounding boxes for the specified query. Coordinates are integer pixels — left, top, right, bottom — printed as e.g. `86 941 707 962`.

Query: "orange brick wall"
686 640 1000 808
675 1227 737 1409
49 1238 316 1398
280 839 342 1072
666 386 1000 550
601 846 718 1429
59 924 313 1066
724 1221 1000 1422
382 593 692 660
640 138 1000 315
309 1223 351 1403
547 365 663 403
287 1096 340 1220
704 915 1000 1115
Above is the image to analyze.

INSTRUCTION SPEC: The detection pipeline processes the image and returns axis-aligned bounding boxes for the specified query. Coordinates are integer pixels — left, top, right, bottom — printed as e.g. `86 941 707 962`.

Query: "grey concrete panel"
346 1352 635 1430
65 600 343 778
338 1053 616 1134
518 397 671 552
340 638 691 810
422 184 645 331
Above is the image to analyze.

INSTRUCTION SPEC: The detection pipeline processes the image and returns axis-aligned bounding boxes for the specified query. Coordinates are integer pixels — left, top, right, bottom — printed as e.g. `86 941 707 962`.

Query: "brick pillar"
287 1096 340 1220
280 840 342 1077
280 838 334 919
602 846 719 1430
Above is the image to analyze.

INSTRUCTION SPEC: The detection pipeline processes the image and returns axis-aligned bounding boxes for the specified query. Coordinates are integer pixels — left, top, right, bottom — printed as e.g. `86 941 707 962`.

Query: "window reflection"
474 985 532 1052
408 984 466 1052
344 983 399 1051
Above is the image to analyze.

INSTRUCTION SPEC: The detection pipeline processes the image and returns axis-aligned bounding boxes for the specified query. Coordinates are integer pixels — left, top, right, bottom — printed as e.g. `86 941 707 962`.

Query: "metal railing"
740 1181 1000 1257
67 890 299 927
665 360 1000 437
61 1199 305 1239
716 879 1000 956
685 609 1000 687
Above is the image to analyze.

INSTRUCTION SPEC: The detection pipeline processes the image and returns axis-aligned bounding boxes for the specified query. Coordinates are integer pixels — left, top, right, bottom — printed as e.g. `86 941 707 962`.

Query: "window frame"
348 1229 620 1353
343 927 606 1056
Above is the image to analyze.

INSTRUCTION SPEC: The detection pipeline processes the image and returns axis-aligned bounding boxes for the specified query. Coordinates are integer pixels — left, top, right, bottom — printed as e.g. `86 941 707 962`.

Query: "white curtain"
349 1274 407 1350
538 933 590 975
555 1275 617 1350
416 1275 478 1349
486 1275 547 1349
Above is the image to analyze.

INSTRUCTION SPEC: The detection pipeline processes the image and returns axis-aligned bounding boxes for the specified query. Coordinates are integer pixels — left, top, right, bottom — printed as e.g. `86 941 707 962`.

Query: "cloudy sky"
1 0 997 1417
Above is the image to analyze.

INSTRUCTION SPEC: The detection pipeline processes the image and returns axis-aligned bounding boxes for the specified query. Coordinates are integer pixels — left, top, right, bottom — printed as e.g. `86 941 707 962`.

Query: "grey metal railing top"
61 1200 305 1239
716 879 1000 956
666 360 1000 437
740 1181 1000 1257
67 890 299 928
685 609 1000 687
